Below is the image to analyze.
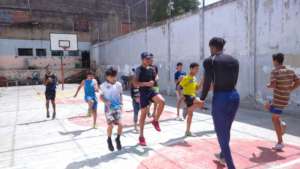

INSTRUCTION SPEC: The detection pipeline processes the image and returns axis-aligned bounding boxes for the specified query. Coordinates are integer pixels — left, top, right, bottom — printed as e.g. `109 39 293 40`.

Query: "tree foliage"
151 0 200 22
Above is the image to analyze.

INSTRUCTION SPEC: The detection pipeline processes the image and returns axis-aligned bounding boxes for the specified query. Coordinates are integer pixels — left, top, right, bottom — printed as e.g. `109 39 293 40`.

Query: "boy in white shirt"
100 67 123 151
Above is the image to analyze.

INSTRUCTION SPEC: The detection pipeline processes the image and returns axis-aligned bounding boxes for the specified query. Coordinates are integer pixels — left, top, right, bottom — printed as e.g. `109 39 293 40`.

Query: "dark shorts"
140 89 158 108
45 91 56 100
269 106 283 115
184 95 195 108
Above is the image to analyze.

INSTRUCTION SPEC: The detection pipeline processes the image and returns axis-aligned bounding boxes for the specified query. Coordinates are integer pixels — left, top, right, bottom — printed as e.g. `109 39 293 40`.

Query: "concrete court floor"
0 84 300 169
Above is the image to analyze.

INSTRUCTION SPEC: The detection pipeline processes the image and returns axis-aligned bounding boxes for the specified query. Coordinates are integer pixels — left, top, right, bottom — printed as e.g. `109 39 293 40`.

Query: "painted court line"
267 158 300 169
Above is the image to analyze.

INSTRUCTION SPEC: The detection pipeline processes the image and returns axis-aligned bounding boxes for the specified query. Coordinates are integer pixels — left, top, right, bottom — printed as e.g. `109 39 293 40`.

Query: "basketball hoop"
50 33 78 90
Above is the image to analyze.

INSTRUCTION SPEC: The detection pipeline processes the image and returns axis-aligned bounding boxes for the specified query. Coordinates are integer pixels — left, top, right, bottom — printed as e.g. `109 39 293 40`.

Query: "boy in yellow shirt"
179 63 202 137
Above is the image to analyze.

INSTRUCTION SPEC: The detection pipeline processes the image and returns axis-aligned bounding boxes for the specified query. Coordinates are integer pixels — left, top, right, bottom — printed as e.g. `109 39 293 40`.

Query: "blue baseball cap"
141 52 153 59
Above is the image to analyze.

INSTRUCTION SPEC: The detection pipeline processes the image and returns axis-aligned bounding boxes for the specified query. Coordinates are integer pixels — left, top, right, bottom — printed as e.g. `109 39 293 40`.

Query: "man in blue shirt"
174 62 186 120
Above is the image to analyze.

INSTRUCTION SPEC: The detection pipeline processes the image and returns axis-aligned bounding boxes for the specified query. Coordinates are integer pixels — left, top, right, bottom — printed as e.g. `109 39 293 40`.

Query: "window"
18 48 33 56
51 50 63 56
36 49 47 57
68 50 80 56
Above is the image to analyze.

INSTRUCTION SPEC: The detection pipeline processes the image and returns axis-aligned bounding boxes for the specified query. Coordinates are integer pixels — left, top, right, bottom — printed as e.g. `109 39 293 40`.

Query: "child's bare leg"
107 124 113 137
117 122 123 136
51 100 56 113
87 101 93 116
92 109 97 128
152 95 165 121
186 107 194 133
139 107 149 138
272 115 283 144
153 103 158 117
46 100 50 115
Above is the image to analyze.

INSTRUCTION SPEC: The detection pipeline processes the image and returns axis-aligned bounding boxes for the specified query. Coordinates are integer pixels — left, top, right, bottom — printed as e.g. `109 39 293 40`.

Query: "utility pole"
201 0 205 60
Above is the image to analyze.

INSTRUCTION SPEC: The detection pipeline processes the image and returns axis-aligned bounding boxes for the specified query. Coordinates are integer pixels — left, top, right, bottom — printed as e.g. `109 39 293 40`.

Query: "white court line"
267 158 300 169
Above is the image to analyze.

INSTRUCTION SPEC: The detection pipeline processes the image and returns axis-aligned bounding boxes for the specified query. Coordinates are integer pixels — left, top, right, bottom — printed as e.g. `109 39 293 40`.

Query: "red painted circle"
137 139 300 169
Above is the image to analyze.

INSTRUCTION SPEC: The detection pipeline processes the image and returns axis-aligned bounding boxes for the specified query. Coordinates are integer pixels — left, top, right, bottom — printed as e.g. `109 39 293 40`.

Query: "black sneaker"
47 112 50 118
52 112 56 120
107 138 114 152
115 137 122 151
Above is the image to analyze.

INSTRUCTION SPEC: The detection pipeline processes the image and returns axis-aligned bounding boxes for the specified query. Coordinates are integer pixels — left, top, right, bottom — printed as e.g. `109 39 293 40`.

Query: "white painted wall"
0 39 90 57
0 39 91 69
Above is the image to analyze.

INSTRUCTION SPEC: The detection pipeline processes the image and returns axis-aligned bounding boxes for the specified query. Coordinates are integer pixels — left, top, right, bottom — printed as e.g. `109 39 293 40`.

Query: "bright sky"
199 0 222 6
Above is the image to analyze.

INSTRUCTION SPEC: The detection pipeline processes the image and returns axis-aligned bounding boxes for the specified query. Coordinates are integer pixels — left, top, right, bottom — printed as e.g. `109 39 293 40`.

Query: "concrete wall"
91 0 300 111
0 39 90 69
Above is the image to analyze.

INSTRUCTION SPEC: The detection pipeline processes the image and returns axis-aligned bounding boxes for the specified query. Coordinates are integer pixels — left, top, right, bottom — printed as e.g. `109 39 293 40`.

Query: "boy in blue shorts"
74 71 99 128
265 53 300 150
100 67 123 151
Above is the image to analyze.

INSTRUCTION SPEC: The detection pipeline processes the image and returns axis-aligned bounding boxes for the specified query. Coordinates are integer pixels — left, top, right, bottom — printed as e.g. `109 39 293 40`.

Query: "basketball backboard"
50 33 78 51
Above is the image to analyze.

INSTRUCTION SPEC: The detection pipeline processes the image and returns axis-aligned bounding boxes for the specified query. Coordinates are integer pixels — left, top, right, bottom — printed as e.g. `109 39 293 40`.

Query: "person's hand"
135 97 140 103
146 81 155 87
199 100 205 109
264 101 271 111
267 83 274 89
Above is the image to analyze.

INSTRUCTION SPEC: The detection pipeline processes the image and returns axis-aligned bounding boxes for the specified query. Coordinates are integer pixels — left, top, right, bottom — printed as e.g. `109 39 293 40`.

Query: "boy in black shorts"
44 69 57 119
134 52 165 146
179 63 202 136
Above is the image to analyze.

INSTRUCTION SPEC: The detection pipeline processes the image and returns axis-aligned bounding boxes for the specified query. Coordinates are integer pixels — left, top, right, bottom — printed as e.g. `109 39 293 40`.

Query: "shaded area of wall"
91 0 300 113
0 68 87 84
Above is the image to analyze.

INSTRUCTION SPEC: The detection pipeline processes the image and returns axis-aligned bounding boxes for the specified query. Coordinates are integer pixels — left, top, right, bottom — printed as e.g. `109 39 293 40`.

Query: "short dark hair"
209 37 226 50
190 62 199 69
105 67 118 77
177 62 183 67
272 53 284 64
86 70 93 76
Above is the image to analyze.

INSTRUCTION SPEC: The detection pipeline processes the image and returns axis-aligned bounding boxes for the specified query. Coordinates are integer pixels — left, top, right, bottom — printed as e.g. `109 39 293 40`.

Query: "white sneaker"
272 143 284 150
214 153 226 165
176 116 183 121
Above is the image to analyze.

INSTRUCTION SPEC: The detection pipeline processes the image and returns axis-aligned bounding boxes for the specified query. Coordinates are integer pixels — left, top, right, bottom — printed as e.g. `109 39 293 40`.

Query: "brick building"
0 0 146 82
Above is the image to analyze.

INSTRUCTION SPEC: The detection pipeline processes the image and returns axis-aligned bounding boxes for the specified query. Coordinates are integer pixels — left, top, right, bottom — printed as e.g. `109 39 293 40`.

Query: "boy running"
74 71 99 128
100 67 123 151
44 69 58 119
265 53 300 150
174 62 186 120
134 52 165 146
131 68 140 132
179 63 202 137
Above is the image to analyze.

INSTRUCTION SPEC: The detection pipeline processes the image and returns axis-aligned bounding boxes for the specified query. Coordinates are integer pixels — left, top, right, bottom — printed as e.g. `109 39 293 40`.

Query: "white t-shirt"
100 81 123 110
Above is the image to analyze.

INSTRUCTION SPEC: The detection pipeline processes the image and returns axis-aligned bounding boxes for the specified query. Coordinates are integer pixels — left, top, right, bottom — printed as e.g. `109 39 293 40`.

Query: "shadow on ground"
65 145 153 169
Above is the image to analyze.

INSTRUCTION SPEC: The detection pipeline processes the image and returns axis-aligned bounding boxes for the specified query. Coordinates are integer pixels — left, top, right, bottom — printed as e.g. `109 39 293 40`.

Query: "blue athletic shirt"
84 79 96 99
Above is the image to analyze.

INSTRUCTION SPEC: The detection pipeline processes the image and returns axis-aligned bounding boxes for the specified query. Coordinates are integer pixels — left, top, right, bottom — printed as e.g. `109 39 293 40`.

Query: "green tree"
151 0 199 22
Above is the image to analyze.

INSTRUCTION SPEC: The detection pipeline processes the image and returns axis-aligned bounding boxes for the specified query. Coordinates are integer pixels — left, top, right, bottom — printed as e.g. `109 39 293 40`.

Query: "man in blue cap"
133 52 165 146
